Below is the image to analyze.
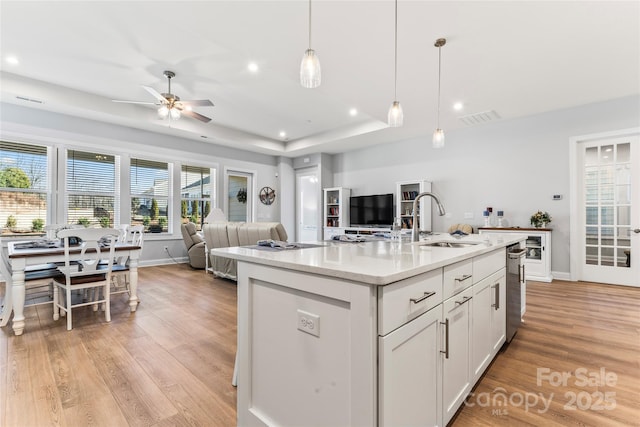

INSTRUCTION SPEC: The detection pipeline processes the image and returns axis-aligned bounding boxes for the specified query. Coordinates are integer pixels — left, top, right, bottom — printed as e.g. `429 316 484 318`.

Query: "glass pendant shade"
388 101 404 127
170 108 181 120
300 49 321 88
433 128 445 148
157 105 169 119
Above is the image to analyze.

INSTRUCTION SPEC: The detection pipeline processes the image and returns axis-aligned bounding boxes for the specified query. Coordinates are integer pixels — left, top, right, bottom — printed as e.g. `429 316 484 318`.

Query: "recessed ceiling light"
349 108 358 116
453 102 464 111
279 131 286 138
6 56 19 65
605 148 612 152
248 62 259 73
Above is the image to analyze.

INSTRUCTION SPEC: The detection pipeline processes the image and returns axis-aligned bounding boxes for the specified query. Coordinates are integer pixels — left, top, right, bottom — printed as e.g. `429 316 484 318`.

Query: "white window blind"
130 158 170 233
181 164 215 230
66 149 119 227
1 141 49 234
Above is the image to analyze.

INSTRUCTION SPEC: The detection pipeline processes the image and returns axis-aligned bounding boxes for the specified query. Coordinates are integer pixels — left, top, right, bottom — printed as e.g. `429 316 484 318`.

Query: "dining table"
4 240 142 335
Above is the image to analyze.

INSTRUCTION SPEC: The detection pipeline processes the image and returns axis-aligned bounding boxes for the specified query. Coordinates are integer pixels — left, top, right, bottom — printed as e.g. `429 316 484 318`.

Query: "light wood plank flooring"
1 265 638 426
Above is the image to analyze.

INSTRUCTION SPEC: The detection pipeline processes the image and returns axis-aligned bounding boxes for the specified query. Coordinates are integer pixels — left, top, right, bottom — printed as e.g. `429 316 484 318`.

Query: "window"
131 158 170 233
0 141 49 235
66 150 119 227
181 165 215 230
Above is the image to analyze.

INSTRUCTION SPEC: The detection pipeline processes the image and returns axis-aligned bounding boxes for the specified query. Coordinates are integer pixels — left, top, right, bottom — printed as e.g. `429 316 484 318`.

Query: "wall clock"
259 186 276 205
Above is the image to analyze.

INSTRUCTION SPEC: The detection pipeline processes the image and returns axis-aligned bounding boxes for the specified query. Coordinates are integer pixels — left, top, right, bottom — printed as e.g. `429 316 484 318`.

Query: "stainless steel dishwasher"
506 243 526 342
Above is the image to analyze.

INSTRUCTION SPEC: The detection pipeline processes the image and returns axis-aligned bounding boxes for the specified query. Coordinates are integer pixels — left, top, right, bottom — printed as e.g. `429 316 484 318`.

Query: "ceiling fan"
113 70 214 123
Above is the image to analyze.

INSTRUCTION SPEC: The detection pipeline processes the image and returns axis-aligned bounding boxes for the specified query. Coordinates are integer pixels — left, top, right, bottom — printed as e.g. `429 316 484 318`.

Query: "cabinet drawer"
379 269 442 336
443 259 473 300
473 249 505 283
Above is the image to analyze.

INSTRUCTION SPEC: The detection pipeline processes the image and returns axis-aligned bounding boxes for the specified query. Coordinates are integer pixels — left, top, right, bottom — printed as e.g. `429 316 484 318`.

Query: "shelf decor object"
387 0 403 127
433 38 446 148
300 0 321 88
530 210 552 228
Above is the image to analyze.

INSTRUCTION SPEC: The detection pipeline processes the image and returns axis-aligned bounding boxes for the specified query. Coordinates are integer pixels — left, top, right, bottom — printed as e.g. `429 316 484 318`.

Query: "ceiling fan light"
170 108 181 120
388 101 403 127
433 128 445 148
300 49 321 88
157 105 169 119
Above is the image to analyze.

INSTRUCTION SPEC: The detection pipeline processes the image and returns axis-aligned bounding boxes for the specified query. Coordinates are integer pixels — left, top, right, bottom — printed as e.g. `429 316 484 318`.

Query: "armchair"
181 222 206 269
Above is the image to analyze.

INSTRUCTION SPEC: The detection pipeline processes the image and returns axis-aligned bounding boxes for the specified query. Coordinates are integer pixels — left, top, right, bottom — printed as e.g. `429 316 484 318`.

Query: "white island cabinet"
213 233 525 426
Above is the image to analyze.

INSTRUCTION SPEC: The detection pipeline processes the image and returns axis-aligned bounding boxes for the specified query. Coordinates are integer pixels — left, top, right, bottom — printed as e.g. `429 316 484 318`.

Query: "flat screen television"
349 193 394 227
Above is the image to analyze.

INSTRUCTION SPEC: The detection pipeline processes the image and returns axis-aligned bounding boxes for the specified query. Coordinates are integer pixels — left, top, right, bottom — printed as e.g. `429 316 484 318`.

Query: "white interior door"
577 136 639 286
225 170 253 222
295 167 319 242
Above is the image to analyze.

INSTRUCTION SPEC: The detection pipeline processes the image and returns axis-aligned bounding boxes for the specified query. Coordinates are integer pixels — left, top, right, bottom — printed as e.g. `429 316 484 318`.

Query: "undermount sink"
419 241 482 248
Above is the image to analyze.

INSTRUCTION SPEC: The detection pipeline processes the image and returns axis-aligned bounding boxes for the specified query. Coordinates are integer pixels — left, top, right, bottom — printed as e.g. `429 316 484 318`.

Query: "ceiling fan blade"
143 85 167 103
180 99 214 107
182 110 212 123
112 99 157 105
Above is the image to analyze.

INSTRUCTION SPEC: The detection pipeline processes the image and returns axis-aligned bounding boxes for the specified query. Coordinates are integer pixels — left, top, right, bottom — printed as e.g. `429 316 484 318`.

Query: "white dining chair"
101 225 144 301
53 228 119 330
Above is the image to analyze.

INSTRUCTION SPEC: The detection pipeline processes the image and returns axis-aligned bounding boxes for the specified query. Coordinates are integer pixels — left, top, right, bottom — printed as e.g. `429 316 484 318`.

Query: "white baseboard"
139 257 188 267
551 271 571 281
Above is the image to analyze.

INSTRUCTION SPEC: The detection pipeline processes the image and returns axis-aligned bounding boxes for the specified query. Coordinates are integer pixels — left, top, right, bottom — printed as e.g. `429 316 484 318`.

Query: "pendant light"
300 0 321 88
432 38 446 148
388 0 403 127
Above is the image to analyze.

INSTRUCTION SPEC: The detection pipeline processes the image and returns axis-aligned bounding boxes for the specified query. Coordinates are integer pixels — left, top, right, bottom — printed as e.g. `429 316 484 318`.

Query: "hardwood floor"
1 266 638 426
452 280 640 426
0 264 238 427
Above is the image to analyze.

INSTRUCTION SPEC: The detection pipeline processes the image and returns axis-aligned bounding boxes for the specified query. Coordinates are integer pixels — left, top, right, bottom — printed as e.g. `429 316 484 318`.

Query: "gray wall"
332 95 640 277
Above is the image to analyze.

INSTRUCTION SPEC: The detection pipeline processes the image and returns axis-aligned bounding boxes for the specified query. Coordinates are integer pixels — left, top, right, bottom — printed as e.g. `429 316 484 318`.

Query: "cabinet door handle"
492 283 500 310
521 265 526 284
440 318 449 359
410 291 436 304
455 295 472 306
455 274 472 283
518 263 522 283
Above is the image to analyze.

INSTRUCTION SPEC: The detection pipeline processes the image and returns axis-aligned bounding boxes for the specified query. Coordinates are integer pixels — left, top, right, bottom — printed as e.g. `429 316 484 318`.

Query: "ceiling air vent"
458 110 500 126
16 96 44 104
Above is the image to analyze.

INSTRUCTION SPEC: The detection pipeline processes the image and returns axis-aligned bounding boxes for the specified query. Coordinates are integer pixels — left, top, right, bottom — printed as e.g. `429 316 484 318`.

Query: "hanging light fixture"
300 0 321 88
156 70 180 121
388 0 403 127
432 38 446 148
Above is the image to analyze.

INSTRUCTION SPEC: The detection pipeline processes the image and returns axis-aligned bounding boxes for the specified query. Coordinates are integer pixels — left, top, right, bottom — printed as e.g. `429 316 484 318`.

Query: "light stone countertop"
212 233 526 285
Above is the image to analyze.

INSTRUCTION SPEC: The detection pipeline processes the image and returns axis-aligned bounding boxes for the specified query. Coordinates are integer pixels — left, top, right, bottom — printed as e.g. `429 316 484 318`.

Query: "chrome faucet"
412 192 446 242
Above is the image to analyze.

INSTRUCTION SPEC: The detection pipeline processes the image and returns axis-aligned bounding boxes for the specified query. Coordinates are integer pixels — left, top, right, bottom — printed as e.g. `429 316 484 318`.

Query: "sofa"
181 222 206 269
202 222 288 280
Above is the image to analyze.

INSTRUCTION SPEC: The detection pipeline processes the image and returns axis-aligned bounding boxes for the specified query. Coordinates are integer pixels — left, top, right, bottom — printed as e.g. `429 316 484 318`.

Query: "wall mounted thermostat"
552 194 562 200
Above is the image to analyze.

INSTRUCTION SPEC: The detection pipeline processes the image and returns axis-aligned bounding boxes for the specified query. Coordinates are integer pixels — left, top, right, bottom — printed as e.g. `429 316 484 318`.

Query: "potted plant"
530 211 552 228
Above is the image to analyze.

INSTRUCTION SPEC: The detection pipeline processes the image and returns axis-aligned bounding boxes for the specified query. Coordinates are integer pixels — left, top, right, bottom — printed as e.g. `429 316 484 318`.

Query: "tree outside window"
181 164 215 231
0 141 49 235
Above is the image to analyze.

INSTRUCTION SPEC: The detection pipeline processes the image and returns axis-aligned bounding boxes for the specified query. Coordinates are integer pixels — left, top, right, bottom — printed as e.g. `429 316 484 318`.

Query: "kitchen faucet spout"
412 192 446 242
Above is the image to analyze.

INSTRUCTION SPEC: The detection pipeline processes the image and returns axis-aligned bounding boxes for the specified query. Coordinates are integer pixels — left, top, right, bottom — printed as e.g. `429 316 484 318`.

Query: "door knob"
634 228 640 234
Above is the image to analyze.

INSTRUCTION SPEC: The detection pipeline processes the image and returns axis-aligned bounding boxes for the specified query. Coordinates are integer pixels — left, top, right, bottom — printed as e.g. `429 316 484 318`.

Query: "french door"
576 135 639 286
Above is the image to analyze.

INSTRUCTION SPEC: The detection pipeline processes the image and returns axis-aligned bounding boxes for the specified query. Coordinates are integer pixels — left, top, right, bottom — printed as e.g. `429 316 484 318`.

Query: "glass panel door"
579 137 639 286
225 170 253 223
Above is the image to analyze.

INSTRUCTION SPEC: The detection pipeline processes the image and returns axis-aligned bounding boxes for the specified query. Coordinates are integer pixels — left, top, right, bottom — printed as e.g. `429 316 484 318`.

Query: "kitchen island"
212 233 525 426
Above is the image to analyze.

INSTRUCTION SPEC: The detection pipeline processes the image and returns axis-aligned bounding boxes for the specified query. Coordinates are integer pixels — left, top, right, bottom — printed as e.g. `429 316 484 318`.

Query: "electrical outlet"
297 309 320 337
